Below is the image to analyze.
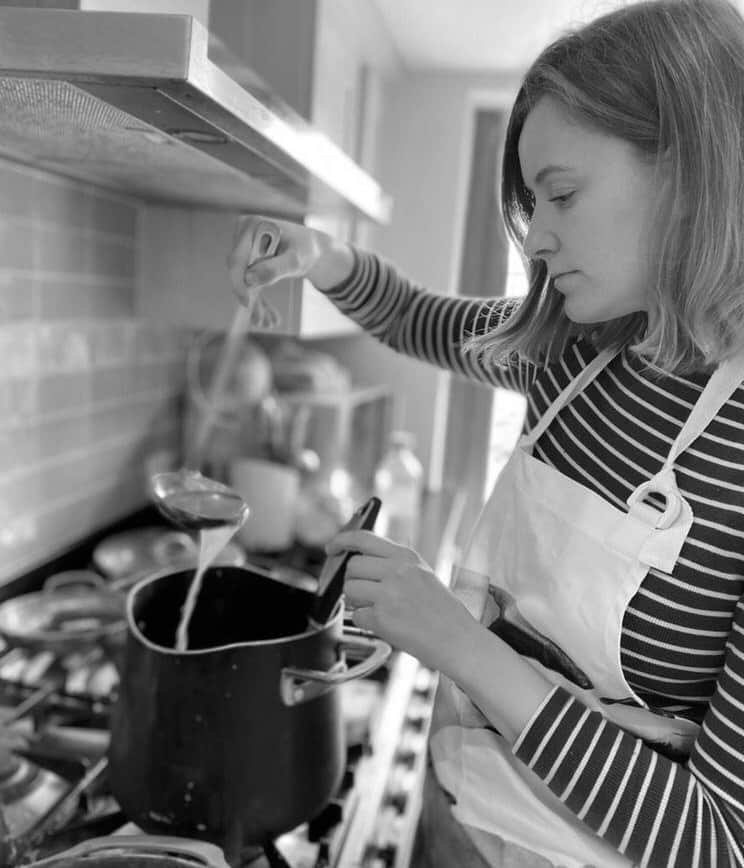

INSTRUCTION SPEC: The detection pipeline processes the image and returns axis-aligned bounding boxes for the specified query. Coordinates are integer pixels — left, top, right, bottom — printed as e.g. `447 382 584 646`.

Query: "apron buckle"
626 477 682 529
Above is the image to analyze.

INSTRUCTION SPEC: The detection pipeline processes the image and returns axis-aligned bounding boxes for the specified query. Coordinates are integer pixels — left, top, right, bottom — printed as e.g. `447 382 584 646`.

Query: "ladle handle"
188 221 280 470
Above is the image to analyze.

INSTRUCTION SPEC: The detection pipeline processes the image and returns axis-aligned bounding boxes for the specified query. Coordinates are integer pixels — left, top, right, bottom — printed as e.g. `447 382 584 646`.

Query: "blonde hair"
469 0 744 374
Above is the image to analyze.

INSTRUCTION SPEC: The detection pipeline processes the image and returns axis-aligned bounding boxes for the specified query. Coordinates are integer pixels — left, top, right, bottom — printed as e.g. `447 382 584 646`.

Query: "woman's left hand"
329 529 476 675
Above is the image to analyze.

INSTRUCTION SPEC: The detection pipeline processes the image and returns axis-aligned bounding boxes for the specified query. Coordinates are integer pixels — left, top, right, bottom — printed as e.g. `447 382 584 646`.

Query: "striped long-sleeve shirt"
325 250 744 867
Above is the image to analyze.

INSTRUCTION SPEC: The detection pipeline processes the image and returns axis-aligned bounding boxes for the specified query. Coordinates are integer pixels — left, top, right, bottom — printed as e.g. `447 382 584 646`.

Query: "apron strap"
624 349 744 530
521 348 617 448
662 349 744 470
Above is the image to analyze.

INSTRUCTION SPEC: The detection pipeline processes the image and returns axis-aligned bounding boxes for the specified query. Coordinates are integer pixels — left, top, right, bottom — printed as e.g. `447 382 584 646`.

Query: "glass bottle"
373 430 424 545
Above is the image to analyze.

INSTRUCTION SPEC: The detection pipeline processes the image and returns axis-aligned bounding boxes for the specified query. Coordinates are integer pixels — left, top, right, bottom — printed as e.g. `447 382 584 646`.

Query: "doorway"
442 106 527 543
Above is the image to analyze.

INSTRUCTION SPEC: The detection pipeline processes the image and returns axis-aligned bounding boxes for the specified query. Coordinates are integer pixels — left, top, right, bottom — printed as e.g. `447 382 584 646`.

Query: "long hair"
468 0 744 374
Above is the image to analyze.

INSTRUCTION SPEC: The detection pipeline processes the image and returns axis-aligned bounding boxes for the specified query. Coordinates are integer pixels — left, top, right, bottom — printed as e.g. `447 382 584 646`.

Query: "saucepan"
0 571 125 656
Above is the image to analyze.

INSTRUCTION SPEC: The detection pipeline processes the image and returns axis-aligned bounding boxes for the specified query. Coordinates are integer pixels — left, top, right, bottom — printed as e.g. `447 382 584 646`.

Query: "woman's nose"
522 218 559 261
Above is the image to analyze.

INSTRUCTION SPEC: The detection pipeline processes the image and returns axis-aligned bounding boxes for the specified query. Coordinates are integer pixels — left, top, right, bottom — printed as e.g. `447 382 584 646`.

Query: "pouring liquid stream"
169 492 245 652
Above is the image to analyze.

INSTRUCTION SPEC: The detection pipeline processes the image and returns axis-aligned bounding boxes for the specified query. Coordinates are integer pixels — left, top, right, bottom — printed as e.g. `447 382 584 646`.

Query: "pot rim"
126 566 339 656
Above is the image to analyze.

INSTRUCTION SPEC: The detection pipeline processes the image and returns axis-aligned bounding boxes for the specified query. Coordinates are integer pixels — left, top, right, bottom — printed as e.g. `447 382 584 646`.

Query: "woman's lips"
553 270 579 289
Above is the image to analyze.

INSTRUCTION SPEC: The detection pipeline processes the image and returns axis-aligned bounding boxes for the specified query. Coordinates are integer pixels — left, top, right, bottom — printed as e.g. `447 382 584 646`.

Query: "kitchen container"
228 458 299 551
108 565 390 863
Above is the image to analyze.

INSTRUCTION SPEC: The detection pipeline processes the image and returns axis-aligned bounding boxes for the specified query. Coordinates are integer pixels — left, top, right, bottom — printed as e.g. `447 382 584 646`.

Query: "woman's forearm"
445 619 555 744
307 239 355 290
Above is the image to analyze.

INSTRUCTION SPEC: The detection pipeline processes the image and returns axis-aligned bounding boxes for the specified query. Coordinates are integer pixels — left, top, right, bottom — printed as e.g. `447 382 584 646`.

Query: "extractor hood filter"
0 77 299 213
0 9 391 222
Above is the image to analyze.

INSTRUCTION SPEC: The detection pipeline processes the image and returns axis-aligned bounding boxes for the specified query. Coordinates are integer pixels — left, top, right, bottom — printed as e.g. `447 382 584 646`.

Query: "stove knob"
405 714 426 733
308 799 343 841
394 748 417 769
341 765 356 792
384 791 408 814
362 843 397 868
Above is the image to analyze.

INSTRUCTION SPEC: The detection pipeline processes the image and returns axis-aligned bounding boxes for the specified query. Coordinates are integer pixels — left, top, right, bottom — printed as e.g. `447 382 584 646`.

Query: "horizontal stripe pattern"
326 250 744 866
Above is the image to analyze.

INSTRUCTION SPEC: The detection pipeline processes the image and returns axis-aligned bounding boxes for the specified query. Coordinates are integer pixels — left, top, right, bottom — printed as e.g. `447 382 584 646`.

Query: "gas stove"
0 510 436 868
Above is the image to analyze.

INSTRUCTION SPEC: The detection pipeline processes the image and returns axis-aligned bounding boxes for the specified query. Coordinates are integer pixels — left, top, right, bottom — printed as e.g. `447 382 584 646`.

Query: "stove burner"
0 750 40 802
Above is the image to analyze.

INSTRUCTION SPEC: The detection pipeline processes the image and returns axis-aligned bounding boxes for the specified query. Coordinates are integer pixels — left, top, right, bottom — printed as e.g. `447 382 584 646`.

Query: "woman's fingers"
345 576 383 608
232 250 300 300
344 552 390 582
228 216 291 296
327 529 419 562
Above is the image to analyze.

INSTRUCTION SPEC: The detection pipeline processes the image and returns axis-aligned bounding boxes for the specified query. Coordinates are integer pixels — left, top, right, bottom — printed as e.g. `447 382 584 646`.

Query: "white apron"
428 347 744 868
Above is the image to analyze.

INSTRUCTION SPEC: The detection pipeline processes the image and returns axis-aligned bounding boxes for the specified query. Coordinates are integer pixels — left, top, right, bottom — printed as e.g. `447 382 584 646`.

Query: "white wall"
325 69 521 488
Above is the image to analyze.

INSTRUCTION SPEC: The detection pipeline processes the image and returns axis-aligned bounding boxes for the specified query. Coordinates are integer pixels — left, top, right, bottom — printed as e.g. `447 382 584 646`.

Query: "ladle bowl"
150 469 249 530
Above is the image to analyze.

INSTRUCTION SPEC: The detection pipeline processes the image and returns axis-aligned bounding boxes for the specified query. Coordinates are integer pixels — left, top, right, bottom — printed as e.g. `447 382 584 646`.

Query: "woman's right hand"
228 215 354 302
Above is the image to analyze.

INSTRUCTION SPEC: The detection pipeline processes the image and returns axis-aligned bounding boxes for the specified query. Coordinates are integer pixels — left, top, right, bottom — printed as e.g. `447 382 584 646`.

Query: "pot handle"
26 834 231 867
280 628 392 706
44 570 107 593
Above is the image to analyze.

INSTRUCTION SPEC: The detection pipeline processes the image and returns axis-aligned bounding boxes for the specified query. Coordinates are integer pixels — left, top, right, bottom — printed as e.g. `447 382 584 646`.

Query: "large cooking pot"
108 566 390 863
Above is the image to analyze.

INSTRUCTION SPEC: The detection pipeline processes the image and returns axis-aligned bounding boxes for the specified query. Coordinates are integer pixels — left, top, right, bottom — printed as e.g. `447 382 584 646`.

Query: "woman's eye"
549 191 575 205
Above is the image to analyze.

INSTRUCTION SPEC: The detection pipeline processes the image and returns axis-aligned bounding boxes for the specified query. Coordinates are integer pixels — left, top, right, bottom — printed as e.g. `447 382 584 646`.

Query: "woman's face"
518 95 661 324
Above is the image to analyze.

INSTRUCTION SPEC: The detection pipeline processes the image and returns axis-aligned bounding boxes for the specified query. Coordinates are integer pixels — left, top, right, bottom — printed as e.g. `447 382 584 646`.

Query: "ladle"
150 220 281 532
150 469 249 531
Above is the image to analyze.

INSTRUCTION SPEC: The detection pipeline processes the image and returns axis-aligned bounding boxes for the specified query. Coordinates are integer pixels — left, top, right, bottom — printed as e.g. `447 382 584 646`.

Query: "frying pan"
0 571 125 655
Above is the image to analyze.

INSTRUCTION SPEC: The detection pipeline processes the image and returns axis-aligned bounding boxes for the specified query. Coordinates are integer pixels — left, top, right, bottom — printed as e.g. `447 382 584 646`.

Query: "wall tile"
0 165 33 220
37 322 93 373
0 273 34 320
90 320 137 366
0 378 39 424
92 194 137 239
33 176 92 229
0 323 38 379
38 278 133 320
34 224 89 275
37 413 92 460
0 162 187 584
37 372 92 413
0 218 34 271
90 239 136 280
0 426 41 474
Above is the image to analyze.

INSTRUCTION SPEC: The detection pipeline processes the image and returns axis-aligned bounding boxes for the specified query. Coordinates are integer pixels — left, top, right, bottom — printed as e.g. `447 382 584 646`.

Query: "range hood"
0 7 391 223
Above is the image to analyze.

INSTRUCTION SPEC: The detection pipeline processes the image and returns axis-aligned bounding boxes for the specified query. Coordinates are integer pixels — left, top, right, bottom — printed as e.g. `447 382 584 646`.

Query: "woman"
229 1 744 864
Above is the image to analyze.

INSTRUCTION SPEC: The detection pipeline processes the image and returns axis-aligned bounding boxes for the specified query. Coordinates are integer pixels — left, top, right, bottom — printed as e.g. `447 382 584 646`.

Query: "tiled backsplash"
0 160 186 583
